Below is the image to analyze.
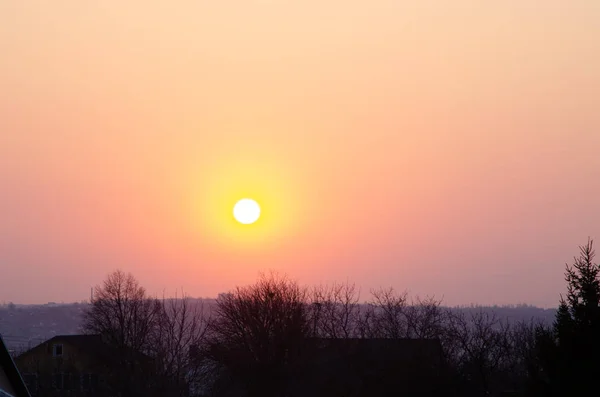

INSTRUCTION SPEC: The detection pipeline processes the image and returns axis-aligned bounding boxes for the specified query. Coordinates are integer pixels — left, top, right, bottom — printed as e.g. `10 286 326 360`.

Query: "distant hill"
0 300 556 353
0 302 89 353
447 304 557 325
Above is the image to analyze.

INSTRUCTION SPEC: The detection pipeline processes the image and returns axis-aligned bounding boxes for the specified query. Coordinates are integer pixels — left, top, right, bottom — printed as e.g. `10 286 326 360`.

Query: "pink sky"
1 1 599 307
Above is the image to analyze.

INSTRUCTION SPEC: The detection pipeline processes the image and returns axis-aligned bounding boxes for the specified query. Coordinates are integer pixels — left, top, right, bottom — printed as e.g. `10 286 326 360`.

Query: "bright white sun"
233 198 261 225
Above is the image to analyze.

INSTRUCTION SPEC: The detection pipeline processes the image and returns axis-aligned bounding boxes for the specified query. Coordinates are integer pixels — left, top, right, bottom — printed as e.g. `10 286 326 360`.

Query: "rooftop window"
52 344 63 357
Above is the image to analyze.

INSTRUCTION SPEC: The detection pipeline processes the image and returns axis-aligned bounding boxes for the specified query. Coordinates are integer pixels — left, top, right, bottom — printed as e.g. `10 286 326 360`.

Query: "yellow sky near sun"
188 145 302 250
0 0 599 306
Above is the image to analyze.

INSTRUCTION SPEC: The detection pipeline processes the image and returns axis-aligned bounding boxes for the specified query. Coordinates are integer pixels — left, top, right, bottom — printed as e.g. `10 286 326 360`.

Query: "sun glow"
233 199 261 225
188 146 305 251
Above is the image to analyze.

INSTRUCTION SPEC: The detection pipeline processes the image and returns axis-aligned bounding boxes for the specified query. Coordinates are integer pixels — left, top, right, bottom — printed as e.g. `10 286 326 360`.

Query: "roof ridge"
0 334 31 397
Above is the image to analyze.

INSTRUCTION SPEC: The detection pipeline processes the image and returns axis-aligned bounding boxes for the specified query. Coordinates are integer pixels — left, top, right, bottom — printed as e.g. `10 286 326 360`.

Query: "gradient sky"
1 1 599 307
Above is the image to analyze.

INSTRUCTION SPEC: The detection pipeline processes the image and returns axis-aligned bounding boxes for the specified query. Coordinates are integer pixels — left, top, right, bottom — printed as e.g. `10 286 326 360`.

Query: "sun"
233 198 261 225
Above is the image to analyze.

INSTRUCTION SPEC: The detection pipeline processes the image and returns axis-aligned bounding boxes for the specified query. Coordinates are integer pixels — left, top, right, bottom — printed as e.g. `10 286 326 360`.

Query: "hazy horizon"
1 296 558 311
1 1 599 307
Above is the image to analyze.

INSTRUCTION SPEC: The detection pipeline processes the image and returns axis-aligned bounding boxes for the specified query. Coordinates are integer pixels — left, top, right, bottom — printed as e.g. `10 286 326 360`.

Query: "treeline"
81 239 600 397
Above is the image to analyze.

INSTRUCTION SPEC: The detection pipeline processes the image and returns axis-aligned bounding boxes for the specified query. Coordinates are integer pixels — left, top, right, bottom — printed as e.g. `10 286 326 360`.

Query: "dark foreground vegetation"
16 240 600 397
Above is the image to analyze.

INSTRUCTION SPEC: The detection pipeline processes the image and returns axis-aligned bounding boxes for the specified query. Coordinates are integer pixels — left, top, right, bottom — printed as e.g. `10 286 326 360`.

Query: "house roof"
17 334 154 368
208 337 445 367
0 334 31 397
291 338 448 397
307 336 443 354
301 337 445 369
44 334 114 363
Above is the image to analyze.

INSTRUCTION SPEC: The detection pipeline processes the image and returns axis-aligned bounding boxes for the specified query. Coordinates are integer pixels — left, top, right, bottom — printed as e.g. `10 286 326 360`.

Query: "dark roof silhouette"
208 337 449 397
16 334 153 367
0 334 31 397
307 336 443 353
292 338 449 397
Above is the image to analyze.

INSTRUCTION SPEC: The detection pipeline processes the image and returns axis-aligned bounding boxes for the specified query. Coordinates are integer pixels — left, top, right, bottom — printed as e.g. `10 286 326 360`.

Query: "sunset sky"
1 1 599 307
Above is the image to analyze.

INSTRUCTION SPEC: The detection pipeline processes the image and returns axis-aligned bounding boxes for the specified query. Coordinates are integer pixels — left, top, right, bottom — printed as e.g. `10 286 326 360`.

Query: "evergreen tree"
535 239 600 396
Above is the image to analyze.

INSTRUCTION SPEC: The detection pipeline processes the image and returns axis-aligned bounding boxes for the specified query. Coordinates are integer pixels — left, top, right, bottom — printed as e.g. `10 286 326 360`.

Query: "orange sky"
1 1 599 307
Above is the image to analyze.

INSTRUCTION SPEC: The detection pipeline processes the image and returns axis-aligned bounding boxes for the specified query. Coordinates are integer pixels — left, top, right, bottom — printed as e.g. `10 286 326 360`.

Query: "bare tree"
151 292 210 397
358 287 409 338
503 319 545 392
443 308 513 396
82 270 161 352
405 295 446 339
356 288 447 342
205 272 310 397
81 270 162 396
309 281 361 338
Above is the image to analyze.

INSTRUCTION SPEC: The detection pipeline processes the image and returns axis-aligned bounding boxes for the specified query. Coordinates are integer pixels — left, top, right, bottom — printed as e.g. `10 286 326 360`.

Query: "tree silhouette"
82 270 162 396
309 281 361 338
204 272 310 397
535 239 600 396
442 309 508 395
151 292 210 397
